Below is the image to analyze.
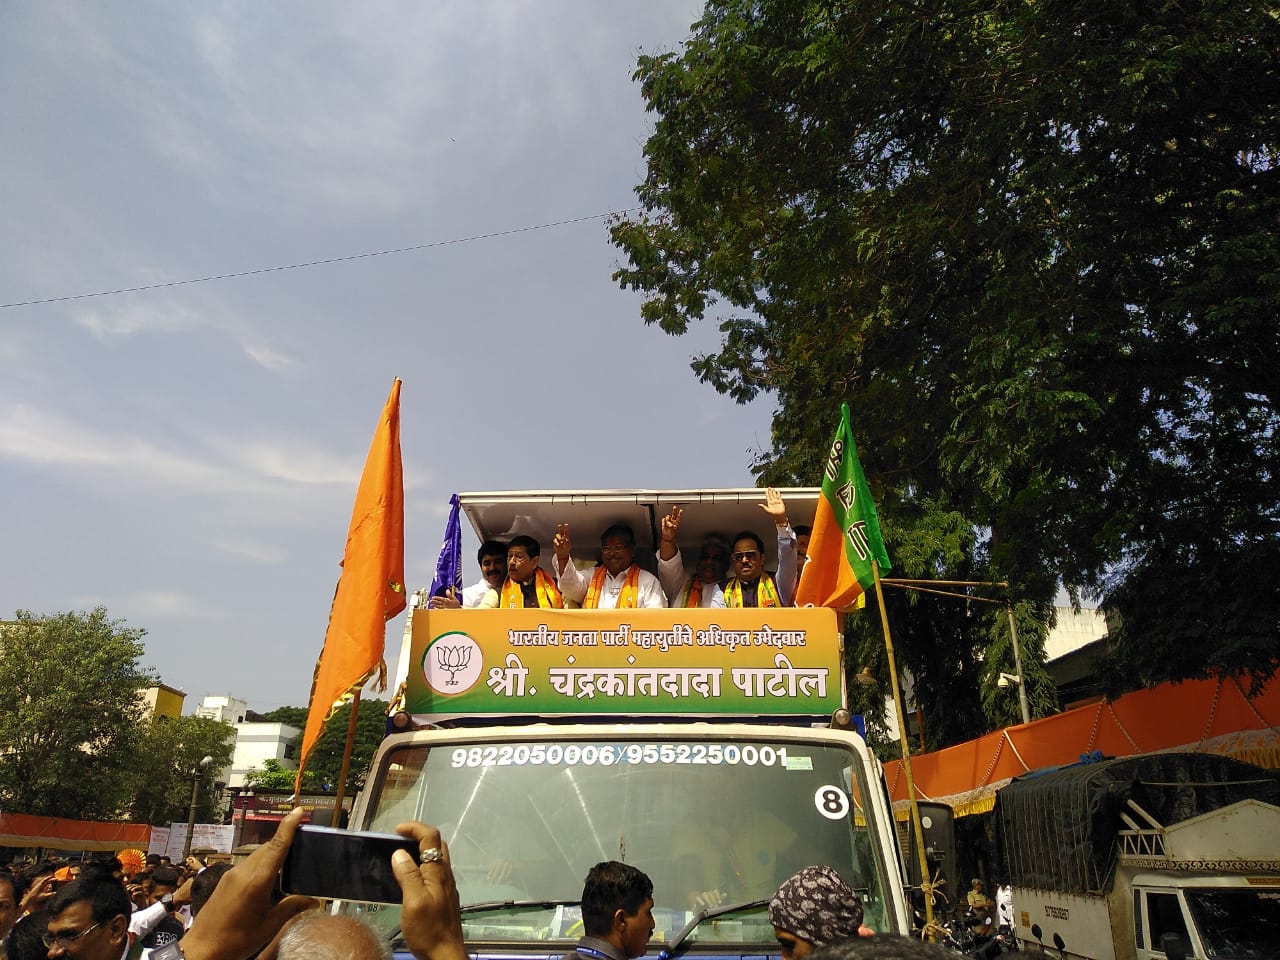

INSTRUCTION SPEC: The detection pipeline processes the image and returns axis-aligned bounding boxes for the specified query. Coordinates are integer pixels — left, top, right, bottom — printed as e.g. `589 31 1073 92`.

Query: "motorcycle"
962 913 1020 958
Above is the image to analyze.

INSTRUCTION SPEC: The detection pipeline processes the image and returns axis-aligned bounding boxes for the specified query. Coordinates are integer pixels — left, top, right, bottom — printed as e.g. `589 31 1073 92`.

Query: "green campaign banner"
404 607 844 719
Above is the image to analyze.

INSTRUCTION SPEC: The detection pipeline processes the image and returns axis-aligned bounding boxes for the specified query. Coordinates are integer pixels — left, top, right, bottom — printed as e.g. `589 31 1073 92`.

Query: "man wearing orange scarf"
655 506 728 608
496 535 563 608
552 523 667 609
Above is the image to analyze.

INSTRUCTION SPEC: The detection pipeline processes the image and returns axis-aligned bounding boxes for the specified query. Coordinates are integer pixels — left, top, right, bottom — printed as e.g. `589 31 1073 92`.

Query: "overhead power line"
0 207 639 310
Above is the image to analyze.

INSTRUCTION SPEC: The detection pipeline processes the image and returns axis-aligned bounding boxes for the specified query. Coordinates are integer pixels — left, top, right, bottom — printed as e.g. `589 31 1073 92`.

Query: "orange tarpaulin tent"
884 675 1280 816
0 812 151 852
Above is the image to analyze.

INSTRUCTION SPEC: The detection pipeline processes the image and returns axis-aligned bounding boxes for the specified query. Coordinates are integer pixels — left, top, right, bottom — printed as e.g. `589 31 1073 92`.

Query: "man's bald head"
277 912 390 960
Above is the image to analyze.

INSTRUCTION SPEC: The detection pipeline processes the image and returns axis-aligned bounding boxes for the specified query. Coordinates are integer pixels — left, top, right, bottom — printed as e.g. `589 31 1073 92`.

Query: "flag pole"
872 560 939 940
329 688 361 827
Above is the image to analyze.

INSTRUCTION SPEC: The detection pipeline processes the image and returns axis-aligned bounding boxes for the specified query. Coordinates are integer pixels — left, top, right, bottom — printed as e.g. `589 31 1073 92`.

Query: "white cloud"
68 589 213 620
240 341 295 372
225 440 362 488
71 295 297 371
0 401 365 501
0 402 220 484
214 538 287 564
75 300 199 340
129 590 204 618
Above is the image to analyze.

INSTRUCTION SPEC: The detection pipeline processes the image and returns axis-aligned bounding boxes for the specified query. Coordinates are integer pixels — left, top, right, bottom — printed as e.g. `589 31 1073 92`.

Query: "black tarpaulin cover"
993 752 1280 894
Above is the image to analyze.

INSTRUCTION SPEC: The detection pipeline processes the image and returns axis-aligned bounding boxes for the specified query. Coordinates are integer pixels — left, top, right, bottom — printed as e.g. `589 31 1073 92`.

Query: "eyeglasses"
42 923 101 949
731 550 761 562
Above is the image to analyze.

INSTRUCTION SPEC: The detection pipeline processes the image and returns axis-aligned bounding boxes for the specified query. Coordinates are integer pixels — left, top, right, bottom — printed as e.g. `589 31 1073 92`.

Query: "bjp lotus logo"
422 631 483 695
435 643 471 685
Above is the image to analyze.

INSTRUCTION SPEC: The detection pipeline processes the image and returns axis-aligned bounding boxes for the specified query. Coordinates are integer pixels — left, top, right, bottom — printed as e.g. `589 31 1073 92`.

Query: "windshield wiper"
658 898 770 960
461 898 581 916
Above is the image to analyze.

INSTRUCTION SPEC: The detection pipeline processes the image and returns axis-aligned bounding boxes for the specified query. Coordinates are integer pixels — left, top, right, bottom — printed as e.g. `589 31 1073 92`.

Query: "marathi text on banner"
407 607 844 719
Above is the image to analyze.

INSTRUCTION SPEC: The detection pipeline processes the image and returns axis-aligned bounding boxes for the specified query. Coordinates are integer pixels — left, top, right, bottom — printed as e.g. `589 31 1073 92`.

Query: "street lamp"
183 755 214 859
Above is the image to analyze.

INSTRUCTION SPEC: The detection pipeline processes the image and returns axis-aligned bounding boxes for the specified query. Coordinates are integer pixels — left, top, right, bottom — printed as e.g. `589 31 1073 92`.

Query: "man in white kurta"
654 506 728 608
551 523 667 608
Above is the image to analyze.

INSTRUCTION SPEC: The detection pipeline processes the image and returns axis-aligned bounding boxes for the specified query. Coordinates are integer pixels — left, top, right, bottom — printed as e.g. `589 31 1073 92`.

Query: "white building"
195 694 299 789
225 721 300 789
195 694 250 725
1045 606 1108 661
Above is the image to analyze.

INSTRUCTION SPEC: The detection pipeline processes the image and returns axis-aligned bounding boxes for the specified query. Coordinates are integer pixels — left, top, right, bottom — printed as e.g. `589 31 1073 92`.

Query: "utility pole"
183 755 214 859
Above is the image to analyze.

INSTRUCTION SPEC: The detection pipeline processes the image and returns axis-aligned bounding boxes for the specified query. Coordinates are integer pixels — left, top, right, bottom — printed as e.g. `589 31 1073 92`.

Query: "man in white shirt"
655 506 728 608
429 540 507 609
552 523 667 609
995 883 1014 929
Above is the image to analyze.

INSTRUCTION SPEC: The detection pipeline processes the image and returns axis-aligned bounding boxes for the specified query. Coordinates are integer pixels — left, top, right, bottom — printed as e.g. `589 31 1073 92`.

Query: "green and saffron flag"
795 403 891 608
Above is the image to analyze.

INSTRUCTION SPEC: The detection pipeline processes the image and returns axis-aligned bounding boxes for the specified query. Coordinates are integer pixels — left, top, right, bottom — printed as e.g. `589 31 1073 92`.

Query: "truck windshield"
1185 887 1280 959
349 735 891 949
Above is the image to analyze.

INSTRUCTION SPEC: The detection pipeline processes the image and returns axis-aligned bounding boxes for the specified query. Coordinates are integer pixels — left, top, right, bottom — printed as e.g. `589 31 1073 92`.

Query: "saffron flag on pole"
428 493 464 602
297 379 405 792
795 402 891 609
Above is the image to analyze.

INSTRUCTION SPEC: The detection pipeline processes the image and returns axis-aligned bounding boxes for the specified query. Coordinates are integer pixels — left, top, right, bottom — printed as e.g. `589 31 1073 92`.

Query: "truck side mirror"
1031 923 1043 941
1159 932 1188 960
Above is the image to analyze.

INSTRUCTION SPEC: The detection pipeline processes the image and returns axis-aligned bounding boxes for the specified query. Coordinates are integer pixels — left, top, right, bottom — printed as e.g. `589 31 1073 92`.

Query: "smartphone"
281 825 420 904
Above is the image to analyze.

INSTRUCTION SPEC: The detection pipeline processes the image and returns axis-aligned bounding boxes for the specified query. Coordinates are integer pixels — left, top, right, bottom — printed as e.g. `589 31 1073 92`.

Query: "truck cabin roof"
457 488 820 571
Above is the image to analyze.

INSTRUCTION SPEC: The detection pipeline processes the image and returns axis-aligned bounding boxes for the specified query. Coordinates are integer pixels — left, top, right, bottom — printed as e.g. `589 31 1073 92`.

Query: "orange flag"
297 380 405 792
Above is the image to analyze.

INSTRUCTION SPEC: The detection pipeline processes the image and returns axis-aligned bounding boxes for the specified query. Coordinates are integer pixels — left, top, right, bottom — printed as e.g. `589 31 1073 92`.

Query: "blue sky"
0 2 777 710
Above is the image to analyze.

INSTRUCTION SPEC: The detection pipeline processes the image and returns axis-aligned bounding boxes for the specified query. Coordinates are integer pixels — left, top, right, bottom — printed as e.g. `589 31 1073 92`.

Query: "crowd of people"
1 810 1031 960
0 850 235 960
428 489 812 612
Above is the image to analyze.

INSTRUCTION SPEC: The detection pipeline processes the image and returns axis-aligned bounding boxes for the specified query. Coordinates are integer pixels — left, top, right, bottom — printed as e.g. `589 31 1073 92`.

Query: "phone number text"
449 743 792 769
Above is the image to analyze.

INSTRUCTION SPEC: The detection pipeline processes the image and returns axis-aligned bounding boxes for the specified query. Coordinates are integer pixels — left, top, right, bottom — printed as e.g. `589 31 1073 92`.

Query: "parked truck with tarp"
345 489 912 957
994 751 1280 959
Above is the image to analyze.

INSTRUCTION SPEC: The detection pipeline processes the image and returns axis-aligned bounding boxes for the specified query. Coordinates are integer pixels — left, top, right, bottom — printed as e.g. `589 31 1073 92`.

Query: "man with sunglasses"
722 488 799 608
43 877 135 960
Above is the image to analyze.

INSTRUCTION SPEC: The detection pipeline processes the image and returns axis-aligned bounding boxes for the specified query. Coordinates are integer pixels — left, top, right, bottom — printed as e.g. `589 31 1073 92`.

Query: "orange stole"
679 578 704 607
584 564 641 609
500 568 563 608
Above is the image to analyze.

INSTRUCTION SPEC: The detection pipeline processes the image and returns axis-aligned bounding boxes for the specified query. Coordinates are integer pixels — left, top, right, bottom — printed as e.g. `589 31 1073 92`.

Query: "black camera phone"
280 825 420 904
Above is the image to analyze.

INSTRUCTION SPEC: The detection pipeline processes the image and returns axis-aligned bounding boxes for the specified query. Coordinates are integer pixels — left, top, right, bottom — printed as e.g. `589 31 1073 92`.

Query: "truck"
344 488 912 956
993 751 1280 959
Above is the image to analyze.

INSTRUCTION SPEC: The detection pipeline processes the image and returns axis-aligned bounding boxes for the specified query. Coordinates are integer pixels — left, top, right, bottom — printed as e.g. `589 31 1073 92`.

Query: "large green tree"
260 699 388 794
128 714 235 826
0 609 155 818
612 0 1279 712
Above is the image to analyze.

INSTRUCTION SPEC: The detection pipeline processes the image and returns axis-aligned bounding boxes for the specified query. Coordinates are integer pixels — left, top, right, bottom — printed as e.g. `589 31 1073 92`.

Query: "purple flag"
429 493 464 601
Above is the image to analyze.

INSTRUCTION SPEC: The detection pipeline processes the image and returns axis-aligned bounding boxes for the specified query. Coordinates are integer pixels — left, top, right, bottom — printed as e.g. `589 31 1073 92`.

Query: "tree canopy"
612 0 1279 715
128 714 235 826
243 757 311 793
0 609 155 818
259 699 388 794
